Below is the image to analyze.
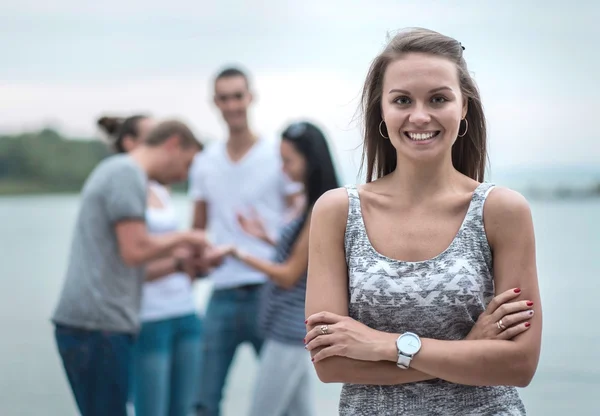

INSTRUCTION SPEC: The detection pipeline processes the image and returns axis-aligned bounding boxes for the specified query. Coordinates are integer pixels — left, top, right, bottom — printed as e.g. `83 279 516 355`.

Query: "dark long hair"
97 115 149 153
360 27 488 182
281 121 340 229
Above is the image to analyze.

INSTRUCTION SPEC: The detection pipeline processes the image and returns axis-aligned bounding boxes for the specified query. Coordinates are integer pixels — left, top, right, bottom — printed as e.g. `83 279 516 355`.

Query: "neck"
387 154 459 200
129 146 160 180
227 125 256 149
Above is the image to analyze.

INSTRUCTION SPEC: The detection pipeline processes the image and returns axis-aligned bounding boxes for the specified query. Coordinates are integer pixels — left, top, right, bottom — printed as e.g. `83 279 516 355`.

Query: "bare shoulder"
312 187 349 218
484 186 534 243
485 186 532 220
311 187 350 231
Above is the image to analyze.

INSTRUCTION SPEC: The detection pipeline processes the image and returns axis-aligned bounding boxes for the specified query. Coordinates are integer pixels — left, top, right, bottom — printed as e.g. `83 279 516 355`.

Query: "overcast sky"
1 0 597 179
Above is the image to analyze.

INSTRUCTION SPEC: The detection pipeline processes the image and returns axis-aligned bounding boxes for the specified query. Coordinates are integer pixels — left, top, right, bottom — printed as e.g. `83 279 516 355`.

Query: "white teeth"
407 132 437 141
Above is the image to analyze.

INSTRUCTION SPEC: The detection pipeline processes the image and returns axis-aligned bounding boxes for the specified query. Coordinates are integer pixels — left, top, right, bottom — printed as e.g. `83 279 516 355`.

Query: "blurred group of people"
51 65 339 416
51 27 543 416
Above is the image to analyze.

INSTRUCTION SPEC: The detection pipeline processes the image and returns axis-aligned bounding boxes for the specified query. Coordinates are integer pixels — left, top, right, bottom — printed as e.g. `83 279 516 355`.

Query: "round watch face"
398 333 421 355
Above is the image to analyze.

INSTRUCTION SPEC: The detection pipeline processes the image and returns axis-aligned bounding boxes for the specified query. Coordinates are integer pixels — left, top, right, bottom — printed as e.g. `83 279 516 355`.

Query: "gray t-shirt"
52 154 147 333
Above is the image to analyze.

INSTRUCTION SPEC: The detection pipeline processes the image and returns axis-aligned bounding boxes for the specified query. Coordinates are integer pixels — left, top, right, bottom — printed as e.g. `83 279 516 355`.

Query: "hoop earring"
458 118 468 137
378 120 389 139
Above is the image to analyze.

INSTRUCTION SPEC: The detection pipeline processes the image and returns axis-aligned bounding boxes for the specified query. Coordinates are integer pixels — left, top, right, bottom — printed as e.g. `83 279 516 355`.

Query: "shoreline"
1 182 599 200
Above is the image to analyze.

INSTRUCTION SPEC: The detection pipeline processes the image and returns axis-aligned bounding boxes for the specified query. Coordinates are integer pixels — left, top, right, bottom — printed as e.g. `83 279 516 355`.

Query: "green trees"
0 129 110 194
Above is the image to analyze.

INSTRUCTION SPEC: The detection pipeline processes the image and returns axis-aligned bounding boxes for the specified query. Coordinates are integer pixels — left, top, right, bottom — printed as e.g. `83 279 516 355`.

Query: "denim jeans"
195 285 263 416
131 313 203 416
54 324 133 416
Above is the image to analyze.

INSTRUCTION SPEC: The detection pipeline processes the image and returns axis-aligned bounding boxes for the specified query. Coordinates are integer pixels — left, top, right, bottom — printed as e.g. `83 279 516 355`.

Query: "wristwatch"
395 332 421 369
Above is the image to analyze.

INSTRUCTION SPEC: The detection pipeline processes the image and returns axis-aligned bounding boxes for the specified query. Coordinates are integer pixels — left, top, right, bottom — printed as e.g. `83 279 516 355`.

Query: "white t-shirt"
140 181 197 322
188 137 300 290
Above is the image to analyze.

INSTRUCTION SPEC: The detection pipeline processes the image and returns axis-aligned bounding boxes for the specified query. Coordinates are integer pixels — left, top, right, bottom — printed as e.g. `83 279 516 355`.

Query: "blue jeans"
195 285 264 416
54 324 133 416
132 313 203 416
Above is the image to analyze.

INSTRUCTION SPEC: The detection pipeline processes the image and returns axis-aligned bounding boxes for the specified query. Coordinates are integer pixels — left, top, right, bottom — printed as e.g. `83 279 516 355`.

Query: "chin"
397 144 448 163
228 118 247 130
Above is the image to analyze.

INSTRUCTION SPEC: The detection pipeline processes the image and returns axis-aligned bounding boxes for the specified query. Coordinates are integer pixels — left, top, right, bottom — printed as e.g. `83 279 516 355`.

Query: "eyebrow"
388 86 454 94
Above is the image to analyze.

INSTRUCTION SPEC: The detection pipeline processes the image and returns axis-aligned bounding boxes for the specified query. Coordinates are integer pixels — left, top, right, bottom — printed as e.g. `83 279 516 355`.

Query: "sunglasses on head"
283 122 307 139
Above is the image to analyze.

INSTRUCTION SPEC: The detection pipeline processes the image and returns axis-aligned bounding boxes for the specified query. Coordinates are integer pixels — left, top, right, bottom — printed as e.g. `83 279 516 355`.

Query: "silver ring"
496 320 506 330
320 325 329 335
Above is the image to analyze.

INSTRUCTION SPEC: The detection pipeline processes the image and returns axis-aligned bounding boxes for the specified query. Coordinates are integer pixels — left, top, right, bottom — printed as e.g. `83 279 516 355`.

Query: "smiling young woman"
304 27 542 415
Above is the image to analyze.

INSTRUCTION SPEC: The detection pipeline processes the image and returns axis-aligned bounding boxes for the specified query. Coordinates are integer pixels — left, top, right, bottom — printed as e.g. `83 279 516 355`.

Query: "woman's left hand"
304 312 397 363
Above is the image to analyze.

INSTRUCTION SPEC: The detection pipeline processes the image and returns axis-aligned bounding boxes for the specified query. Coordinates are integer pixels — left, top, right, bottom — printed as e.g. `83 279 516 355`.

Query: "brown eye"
394 96 411 105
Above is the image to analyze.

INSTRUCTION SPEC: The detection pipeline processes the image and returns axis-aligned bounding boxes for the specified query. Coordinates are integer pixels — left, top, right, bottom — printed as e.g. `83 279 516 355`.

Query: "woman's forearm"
314 355 435 385
409 338 536 387
318 327 536 388
237 253 296 288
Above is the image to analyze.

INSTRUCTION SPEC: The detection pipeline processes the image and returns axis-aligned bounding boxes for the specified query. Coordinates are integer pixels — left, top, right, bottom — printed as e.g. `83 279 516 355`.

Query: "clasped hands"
172 230 236 279
304 288 535 363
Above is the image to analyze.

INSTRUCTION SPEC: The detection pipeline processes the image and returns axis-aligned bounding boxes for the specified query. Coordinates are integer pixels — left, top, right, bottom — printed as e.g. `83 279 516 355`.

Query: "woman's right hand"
237 208 269 242
466 288 534 341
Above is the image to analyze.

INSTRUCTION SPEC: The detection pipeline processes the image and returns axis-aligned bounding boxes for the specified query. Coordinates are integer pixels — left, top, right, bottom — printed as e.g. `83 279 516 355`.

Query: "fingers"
237 213 247 225
311 344 346 363
173 246 193 258
304 323 336 345
305 312 345 327
305 332 337 352
486 287 522 314
490 300 534 324
497 321 531 340
498 309 534 331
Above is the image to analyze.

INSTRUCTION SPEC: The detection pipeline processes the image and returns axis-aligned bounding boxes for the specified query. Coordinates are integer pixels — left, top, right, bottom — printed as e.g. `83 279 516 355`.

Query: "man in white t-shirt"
188 67 301 416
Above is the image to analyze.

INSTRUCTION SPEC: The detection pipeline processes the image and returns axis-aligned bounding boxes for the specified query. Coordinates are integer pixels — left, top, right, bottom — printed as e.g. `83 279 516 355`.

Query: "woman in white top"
97 115 227 416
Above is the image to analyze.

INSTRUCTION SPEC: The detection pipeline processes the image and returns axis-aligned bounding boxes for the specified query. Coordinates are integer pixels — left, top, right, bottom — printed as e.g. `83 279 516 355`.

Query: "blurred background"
1 0 598 415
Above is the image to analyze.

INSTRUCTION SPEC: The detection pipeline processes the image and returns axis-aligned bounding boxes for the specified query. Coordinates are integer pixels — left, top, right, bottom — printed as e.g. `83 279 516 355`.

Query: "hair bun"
97 116 124 137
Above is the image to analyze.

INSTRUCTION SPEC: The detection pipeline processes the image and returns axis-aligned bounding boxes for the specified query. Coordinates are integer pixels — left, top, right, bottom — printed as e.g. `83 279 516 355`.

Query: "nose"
224 100 239 112
408 104 431 125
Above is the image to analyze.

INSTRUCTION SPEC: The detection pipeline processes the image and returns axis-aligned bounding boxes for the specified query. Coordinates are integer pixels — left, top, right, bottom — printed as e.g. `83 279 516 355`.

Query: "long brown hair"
360 27 488 182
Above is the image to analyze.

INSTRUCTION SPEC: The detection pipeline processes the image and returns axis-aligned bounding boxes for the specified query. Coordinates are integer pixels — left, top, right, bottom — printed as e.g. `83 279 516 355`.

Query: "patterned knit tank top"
340 183 527 416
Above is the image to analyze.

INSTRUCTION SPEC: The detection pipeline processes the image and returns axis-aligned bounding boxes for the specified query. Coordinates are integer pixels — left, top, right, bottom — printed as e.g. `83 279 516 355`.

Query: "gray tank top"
340 183 526 416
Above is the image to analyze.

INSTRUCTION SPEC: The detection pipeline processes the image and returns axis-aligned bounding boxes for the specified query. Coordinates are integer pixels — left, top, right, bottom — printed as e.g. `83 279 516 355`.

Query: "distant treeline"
0 129 111 194
1 128 599 199
0 128 190 195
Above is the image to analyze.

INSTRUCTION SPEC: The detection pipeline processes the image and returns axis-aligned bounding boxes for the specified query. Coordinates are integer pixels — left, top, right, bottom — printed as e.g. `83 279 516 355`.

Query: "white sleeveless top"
139 181 197 322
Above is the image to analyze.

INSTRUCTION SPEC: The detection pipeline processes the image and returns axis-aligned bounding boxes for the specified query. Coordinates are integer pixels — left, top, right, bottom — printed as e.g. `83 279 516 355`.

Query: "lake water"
0 194 598 415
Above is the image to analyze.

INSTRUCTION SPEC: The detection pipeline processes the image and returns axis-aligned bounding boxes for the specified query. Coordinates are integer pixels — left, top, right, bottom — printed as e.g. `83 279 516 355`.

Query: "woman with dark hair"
97 115 154 153
303 28 542 415
228 121 340 416
97 115 223 416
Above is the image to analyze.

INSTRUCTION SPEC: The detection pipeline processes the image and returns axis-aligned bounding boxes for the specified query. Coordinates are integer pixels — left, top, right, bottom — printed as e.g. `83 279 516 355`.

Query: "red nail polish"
303 338 306 343
514 288 521 293
311 357 314 362
304 320 308 324
525 322 531 327
527 301 534 306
